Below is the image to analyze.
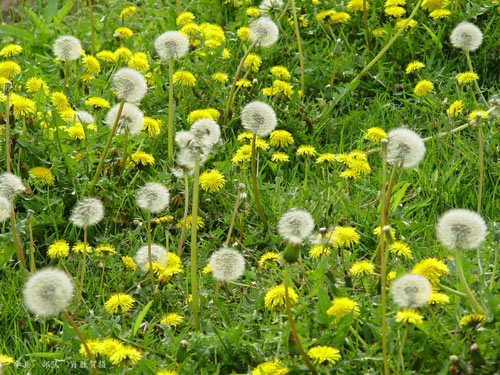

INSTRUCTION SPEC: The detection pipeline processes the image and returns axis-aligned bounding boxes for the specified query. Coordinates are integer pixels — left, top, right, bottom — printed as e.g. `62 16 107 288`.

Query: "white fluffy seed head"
249 18 279 48
190 119 221 147
112 68 147 104
450 22 483 52
0 196 11 222
436 209 487 250
70 197 104 228
105 103 144 136
154 31 189 60
241 101 277 137
135 243 168 271
209 247 245 282
278 208 315 244
259 0 283 12
0 172 25 198
52 35 81 61
75 110 94 124
136 182 170 213
176 146 209 169
23 268 74 317
391 273 432 308
386 128 426 169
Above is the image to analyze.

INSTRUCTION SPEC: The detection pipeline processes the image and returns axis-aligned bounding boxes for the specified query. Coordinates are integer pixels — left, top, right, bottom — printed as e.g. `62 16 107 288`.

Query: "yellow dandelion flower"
0 61 21 78
130 151 155 167
67 124 85 140
412 258 449 285
455 71 479 84
236 78 252 88
246 6 260 17
347 0 368 12
296 145 316 157
173 70 196 87
180 22 199 36
429 8 451 19
340 169 360 179
395 308 423 324
387 271 397 282
157 370 179 375
29 166 55 185
79 339 104 357
202 264 211 275
221 48 231 59
128 54 149 73
161 313 184 326
120 6 137 19
232 144 252 165
10 94 36 117
71 242 93 254
271 152 290 163
122 256 137 271
80 73 94 82
307 346 341 365
459 313 486 326
237 27 250 41
372 28 386 36
152 253 183 283
109 345 141 366
388 241 412 259
96 50 117 63
237 131 254 142
427 292 450 305
446 100 464 117
395 19 417 30
385 6 406 17
114 47 133 62
374 226 396 239
264 284 298 311
212 72 229 83
414 80 434 96
142 117 162 138
0 354 15 366
155 215 174 224
251 359 289 375
334 226 360 248
51 92 69 111
85 97 110 109
199 169 226 192
176 11 195 26
350 260 374 277
315 153 335 164
422 0 450 11
95 243 116 256
326 297 360 318
364 127 387 143
405 61 425 74
258 252 281 268
26 77 49 94
47 239 70 259
187 108 220 123
114 27 133 39
272 80 294 97
309 245 331 259
243 53 262 73
270 66 291 80
104 293 135 314
468 110 488 122
81 55 101 75
178 215 205 229
0 44 23 57
255 138 270 150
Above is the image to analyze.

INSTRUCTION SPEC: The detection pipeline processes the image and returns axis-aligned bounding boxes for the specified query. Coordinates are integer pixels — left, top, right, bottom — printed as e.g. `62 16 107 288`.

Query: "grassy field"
0 0 499 374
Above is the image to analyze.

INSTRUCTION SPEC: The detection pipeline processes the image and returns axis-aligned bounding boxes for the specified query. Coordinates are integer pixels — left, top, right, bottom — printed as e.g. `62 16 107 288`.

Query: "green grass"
1 0 500 374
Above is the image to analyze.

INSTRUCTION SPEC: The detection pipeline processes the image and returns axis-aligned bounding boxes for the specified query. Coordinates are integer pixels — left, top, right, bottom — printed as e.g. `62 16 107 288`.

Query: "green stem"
63 60 69 89
147 211 156 291
168 59 175 158
177 171 189 257
455 248 485 315
28 212 36 273
476 116 483 214
88 0 95 56
119 129 129 172
397 324 409 374
10 198 28 273
349 325 367 347
489 247 498 290
191 157 201 331
77 228 88 304
62 310 97 375
464 50 489 108
303 158 309 190
223 41 257 125
436 282 466 297
362 0 372 51
290 0 305 94
284 263 317 374
225 189 242 247
88 99 125 195
251 134 268 231
382 165 399 223
5 83 11 173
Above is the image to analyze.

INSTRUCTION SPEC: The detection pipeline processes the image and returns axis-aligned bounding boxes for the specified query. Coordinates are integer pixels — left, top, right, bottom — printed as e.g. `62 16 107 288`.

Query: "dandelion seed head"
23 268 74 317
209 247 245 282
105 103 144 136
154 31 189 60
249 18 279 48
112 68 147 103
241 101 277 137
52 35 81 61
436 209 487 250
74 110 94 125
134 243 168 271
190 118 221 147
259 0 283 12
136 182 170 213
0 196 11 222
70 197 104 228
391 273 432 308
386 128 426 168
450 22 483 52
278 208 314 244
0 173 25 198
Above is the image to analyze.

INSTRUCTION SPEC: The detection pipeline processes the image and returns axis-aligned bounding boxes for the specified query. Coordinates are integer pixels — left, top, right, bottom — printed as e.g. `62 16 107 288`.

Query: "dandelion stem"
177 171 190 257
191 157 201 331
223 41 257 125
62 310 97 375
251 134 268 231
28 212 36 273
76 228 88 304
63 60 69 89
436 282 466 297
455 248 485 315
175 0 182 13
168 59 175 158
382 165 399 224
88 0 96 56
4 82 11 173
349 325 367 347
464 50 489 108
397 324 409 374
362 0 372 51
489 247 498 290
9 198 28 273
476 116 484 214
119 129 129 173
290 0 305 94
278 0 291 23
147 211 156 291
225 189 243 247
89 99 125 195
284 263 317 374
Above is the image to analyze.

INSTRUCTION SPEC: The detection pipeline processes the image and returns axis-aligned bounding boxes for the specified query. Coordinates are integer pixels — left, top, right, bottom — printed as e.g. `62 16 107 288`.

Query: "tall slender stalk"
251 134 268 231
225 188 243 247
284 263 317 374
10 199 28 273
88 0 96 56
397 324 409 373
455 248 485 315
147 211 156 291
168 59 175 158
63 60 69 89
177 171 189 257
464 50 489 108
476 115 483 214
88 99 125 195
191 157 201 331
62 310 97 375
119 129 129 172
5 82 11 173
223 41 257 125
362 0 372 51
76 228 88 304
28 211 36 273
290 0 305 94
